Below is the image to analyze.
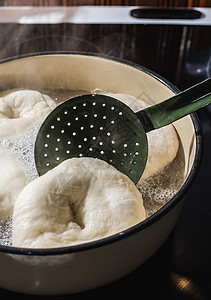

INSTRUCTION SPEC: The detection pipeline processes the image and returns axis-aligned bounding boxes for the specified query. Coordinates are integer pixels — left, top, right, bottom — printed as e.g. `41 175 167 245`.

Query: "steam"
0 21 130 61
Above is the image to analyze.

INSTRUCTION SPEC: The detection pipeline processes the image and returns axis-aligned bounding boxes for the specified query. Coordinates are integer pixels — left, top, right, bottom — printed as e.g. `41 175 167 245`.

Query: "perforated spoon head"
35 94 148 184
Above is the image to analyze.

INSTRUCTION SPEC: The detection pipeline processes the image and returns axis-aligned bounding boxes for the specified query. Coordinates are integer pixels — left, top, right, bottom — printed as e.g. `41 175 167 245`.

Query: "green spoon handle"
137 78 211 132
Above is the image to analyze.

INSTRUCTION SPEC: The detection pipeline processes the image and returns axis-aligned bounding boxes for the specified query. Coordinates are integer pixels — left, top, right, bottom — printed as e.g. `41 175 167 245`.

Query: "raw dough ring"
0 90 56 138
12 157 145 248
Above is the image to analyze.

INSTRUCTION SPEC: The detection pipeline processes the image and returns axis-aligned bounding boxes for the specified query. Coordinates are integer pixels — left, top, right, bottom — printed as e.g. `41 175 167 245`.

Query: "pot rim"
0 51 203 256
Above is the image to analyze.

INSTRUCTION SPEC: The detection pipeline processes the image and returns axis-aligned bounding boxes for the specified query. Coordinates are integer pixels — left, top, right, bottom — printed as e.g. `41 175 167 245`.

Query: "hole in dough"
0 90 56 138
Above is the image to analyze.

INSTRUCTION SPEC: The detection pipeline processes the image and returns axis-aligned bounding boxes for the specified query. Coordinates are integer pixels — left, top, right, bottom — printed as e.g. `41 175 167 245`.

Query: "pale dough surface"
106 93 179 180
0 146 27 219
0 90 56 138
12 157 145 248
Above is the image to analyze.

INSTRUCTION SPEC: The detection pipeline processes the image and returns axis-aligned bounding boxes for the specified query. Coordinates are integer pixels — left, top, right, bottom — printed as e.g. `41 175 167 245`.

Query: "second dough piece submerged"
13 157 145 248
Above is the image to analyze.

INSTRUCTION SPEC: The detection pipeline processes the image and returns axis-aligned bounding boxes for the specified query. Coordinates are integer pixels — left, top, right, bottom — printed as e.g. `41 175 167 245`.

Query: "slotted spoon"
35 78 211 183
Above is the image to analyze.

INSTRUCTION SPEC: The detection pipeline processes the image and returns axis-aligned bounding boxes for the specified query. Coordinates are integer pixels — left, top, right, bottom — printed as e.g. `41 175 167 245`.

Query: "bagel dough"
0 90 56 138
105 93 179 180
12 157 145 248
0 146 27 219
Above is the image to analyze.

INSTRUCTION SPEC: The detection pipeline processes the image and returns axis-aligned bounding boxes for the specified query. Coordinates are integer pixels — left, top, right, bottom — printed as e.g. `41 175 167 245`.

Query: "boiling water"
137 141 185 218
0 88 186 246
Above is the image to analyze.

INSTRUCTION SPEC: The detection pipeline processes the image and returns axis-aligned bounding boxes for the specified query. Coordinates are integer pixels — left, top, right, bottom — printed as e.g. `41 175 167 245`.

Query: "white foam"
1 124 40 182
0 217 12 246
137 142 185 218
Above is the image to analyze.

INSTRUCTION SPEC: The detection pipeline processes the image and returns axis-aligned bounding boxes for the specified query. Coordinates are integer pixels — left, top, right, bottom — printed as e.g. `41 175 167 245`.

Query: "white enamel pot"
0 52 202 296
